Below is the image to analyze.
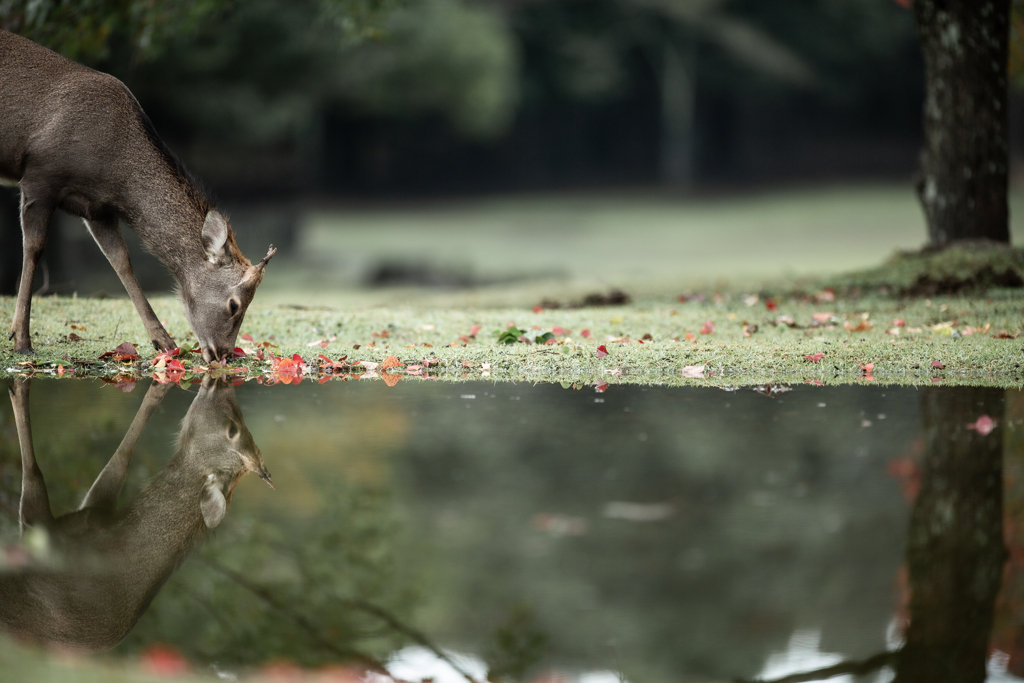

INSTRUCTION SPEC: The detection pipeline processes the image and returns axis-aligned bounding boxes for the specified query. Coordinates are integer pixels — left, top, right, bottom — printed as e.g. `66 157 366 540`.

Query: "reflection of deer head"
0 376 272 651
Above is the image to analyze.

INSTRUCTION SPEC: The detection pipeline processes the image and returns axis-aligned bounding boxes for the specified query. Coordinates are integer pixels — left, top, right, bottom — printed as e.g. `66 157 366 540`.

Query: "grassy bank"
2 279 1022 388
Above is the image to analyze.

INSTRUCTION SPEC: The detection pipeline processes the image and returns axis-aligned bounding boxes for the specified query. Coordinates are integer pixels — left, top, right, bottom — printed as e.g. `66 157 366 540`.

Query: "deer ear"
201 210 229 260
200 474 227 529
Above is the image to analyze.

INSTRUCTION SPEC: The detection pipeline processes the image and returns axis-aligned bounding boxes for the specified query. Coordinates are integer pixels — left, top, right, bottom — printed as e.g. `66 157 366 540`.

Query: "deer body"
0 30 275 361
0 379 272 651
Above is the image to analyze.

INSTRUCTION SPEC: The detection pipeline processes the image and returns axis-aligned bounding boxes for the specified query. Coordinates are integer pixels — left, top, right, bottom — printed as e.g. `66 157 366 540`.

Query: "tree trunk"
895 387 1007 683
913 0 1010 246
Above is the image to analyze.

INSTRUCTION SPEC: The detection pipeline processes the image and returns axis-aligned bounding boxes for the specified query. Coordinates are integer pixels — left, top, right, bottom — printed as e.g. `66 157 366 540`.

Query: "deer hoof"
15 345 36 356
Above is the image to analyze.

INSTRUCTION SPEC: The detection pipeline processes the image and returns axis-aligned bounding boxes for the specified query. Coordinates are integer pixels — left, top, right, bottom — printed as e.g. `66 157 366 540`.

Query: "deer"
0 376 273 651
0 29 276 363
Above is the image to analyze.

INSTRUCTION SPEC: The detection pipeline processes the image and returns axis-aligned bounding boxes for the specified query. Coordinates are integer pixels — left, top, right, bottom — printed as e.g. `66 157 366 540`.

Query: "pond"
0 378 1019 683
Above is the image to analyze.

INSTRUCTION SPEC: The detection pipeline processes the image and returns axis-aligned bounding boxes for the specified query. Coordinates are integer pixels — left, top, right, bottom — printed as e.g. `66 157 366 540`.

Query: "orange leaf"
804 353 825 362
699 320 715 335
381 355 403 371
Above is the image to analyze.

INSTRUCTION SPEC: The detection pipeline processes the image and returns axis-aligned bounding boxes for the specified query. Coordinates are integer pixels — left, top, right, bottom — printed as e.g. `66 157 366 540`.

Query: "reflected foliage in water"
0 379 1020 683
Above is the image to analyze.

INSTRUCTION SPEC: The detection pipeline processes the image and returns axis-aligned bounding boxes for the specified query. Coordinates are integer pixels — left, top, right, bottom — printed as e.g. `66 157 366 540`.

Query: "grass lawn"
2 185 1023 387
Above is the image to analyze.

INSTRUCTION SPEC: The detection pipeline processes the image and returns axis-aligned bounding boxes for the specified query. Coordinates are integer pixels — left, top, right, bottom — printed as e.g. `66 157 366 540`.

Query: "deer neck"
121 171 211 284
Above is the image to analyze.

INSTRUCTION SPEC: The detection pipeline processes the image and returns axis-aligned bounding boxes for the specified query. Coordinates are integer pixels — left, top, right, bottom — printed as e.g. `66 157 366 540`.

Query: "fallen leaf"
596 345 609 358
57 364 64 378
469 325 482 337
533 306 544 313
99 342 139 361
699 320 715 335
461 360 475 368
553 327 571 336
892 319 907 327
581 329 592 339
776 316 798 328
241 333 254 342
804 353 825 363
812 312 834 323
966 415 996 436
997 330 1020 339
359 360 379 370
605 368 622 376
233 347 247 358
931 360 945 369
684 332 695 341
381 355 403 371
765 299 778 311
595 380 609 393
843 320 872 332
307 339 328 347
422 358 439 367
743 295 759 306
860 363 875 372
68 332 82 342
742 323 758 337
380 370 402 387
681 365 705 378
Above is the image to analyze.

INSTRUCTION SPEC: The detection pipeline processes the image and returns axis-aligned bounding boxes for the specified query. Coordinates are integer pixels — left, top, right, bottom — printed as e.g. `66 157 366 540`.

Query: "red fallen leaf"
291 353 304 365
997 330 1020 339
892 318 907 327
596 345 609 358
595 380 609 393
458 335 471 343
931 360 945 369
469 325 482 337
765 299 778 311
166 359 185 372
966 415 997 436
533 306 544 313
99 341 139 361
699 320 715 335
318 376 332 384
804 353 825 362
581 329 592 339
860 363 875 372
233 347 246 358
552 327 571 336
256 349 265 361
241 333 254 342
141 643 189 677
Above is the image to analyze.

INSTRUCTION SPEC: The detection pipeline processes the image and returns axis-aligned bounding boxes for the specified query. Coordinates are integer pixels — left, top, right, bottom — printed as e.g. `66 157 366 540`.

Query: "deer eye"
228 299 240 316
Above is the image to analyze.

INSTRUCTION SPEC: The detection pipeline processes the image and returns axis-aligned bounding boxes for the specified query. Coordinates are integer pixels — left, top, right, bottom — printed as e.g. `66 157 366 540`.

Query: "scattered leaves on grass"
596 345 609 358
966 415 997 436
804 353 825 363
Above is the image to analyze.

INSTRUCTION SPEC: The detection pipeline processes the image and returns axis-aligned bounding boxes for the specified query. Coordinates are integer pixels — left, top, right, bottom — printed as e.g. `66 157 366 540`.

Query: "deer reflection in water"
0 376 272 651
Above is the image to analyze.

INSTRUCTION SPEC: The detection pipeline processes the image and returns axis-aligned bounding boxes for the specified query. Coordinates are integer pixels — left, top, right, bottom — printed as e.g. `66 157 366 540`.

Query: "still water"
0 378 1018 683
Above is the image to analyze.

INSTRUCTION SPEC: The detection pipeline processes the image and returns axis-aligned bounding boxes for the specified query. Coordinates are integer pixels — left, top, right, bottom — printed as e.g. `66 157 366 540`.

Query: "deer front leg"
8 193 53 354
9 378 54 532
84 217 176 350
80 380 173 511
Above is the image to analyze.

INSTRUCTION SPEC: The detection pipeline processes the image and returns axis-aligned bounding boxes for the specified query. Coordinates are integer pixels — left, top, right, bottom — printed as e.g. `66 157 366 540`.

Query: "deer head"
182 375 273 528
180 210 276 364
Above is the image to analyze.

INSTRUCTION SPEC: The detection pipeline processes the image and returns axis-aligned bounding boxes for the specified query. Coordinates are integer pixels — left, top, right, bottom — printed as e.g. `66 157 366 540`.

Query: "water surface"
0 379 1018 682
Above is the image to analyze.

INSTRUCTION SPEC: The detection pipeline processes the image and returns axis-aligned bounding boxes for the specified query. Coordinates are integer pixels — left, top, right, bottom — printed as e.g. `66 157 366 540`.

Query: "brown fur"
0 30 273 360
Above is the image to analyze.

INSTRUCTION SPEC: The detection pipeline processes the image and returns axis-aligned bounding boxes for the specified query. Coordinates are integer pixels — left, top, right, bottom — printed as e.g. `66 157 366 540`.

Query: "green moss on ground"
2 280 1022 388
